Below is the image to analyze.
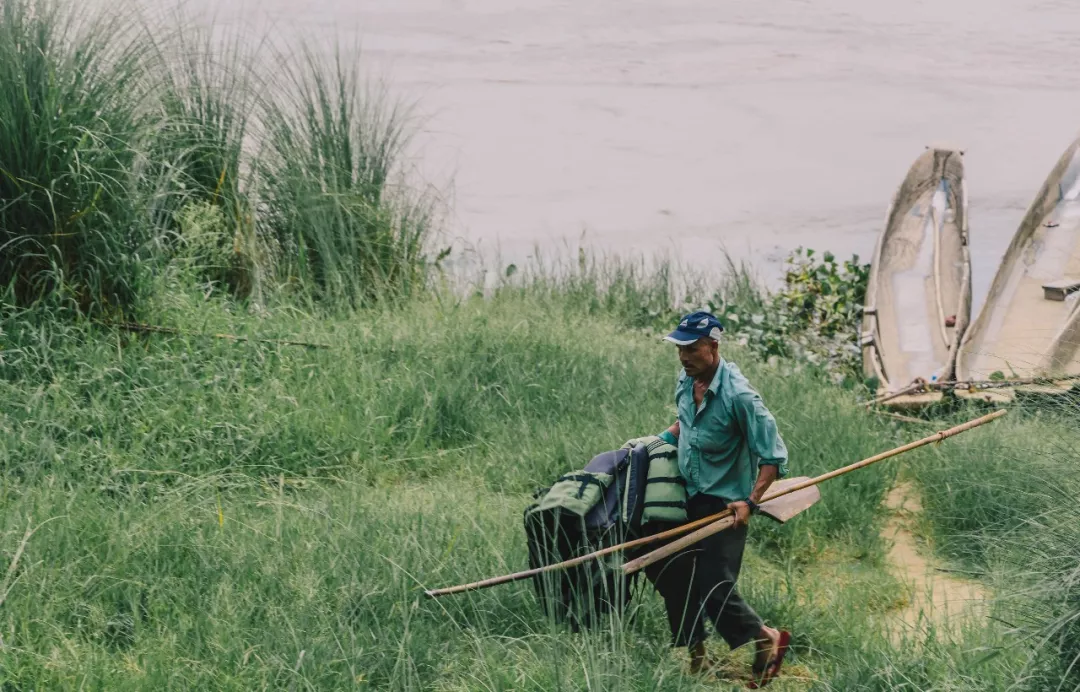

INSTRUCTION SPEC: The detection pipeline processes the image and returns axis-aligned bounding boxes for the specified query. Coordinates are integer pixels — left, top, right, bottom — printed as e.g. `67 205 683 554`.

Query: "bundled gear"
523 435 686 629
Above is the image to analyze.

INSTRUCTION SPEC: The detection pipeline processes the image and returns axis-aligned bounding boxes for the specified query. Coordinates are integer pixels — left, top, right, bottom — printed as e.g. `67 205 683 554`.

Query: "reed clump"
0 0 436 315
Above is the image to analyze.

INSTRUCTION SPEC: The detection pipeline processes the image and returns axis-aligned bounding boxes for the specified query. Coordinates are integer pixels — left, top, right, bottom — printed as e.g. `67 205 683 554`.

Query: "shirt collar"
680 359 726 395
706 359 726 395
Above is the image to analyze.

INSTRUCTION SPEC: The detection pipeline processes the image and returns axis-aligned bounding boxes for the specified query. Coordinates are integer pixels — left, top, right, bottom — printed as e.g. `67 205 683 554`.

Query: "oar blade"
757 477 821 523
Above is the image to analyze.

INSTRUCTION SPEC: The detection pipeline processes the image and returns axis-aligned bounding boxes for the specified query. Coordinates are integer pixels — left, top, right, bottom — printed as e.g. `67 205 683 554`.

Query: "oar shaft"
424 505 737 597
424 409 1006 598
621 408 1006 575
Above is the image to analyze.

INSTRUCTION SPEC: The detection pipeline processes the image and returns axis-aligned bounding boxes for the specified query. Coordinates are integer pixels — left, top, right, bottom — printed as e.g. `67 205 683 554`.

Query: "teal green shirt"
675 359 788 501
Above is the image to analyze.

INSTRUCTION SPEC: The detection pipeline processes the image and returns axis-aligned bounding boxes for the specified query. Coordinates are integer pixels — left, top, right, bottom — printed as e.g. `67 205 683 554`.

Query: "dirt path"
883 481 988 633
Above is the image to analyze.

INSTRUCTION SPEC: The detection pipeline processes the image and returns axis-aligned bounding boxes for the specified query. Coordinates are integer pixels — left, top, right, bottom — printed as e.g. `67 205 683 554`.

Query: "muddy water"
149 0 1080 305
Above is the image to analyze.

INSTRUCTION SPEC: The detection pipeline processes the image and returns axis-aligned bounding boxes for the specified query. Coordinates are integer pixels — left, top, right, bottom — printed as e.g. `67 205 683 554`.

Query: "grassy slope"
910 398 1080 689
0 286 1038 690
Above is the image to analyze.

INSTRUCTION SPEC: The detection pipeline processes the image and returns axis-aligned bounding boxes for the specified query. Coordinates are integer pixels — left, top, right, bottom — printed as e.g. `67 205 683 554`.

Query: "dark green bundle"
523 437 687 629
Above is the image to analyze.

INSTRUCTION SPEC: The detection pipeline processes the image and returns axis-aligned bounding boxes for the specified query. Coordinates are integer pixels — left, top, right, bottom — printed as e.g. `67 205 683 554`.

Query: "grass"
259 44 435 306
0 0 436 315
0 275 1048 690
0 0 156 312
911 397 1080 689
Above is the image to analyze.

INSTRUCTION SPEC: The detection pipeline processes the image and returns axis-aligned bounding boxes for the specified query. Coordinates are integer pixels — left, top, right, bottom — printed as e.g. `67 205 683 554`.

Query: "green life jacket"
522 438 690 630
629 437 688 525
534 471 615 517
524 446 648 630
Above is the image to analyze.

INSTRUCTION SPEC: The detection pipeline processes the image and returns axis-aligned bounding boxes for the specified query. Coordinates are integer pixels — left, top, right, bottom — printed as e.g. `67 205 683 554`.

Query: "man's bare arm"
729 466 778 527
748 464 778 504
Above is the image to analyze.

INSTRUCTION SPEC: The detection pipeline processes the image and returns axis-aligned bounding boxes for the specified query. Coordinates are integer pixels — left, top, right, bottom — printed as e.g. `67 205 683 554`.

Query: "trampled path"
883 481 988 633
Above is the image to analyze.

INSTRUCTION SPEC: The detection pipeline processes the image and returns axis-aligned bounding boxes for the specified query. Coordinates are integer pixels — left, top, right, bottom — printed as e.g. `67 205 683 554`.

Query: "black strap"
644 440 677 455
556 473 604 486
645 475 686 486
643 501 687 509
556 473 606 499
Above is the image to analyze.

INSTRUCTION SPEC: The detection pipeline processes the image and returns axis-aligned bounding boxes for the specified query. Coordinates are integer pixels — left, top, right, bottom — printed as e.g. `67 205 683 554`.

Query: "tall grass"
1 275 1034 689
0 0 156 312
259 45 434 306
913 398 1080 689
149 20 263 296
0 0 436 314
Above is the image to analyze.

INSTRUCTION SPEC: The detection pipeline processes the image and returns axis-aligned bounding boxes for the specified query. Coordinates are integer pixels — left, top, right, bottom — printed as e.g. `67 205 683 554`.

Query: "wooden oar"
621 409 1006 575
425 409 1005 598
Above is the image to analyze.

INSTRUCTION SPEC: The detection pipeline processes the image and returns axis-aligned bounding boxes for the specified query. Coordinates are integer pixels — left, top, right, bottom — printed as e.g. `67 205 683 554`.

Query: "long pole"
863 373 1080 405
620 408 1006 575
105 321 329 349
424 409 1006 598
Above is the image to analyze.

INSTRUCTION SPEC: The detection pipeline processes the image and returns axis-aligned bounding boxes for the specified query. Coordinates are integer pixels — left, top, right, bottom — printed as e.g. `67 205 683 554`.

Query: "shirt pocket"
698 406 740 455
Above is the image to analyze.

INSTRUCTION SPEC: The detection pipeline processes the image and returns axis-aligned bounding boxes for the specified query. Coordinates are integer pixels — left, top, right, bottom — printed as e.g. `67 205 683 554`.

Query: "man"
642 311 791 686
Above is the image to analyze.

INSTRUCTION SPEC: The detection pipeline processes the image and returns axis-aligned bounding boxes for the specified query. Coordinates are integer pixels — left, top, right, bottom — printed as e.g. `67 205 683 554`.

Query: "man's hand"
728 501 752 527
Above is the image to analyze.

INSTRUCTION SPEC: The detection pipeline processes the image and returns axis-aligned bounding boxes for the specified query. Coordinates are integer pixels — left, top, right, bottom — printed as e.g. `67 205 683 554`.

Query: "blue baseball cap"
664 311 725 345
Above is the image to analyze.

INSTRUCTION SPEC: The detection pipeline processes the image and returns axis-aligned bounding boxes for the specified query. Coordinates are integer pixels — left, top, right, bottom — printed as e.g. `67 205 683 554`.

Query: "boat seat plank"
1042 279 1080 301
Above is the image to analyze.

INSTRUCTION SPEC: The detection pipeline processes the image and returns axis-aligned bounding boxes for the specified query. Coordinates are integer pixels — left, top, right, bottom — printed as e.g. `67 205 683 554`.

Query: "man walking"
643 311 791 686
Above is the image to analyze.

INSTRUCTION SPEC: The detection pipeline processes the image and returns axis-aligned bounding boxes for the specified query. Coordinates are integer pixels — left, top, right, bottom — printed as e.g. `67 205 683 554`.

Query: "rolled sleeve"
733 392 788 479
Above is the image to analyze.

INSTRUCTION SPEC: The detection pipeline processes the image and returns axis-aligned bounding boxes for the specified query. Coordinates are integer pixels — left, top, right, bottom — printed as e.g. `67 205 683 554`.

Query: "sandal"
747 630 791 689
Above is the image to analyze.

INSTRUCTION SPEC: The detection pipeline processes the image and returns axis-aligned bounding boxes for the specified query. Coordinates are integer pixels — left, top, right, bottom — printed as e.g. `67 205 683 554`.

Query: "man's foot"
688 642 716 675
749 628 791 689
751 626 781 675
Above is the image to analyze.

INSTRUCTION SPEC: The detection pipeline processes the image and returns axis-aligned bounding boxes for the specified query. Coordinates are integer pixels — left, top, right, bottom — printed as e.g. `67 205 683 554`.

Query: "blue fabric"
675 359 788 501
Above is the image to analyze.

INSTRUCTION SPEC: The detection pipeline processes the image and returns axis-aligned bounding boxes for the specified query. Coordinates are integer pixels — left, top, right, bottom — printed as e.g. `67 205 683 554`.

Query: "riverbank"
1 273 1073 689
2 0 1078 686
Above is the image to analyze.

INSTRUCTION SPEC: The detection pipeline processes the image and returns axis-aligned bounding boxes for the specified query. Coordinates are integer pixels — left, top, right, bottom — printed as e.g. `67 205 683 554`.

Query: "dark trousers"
637 494 764 649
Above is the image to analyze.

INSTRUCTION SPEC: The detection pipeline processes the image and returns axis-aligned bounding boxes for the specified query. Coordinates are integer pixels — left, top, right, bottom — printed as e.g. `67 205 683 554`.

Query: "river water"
150 0 1080 306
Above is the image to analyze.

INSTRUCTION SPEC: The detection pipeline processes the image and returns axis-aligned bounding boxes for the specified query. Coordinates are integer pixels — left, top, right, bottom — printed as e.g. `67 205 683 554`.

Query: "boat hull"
862 148 971 407
957 135 1080 397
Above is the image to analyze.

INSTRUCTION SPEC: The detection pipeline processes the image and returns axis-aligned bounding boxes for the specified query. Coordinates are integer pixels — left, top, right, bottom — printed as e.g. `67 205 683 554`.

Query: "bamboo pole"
863 380 927 407
621 409 1006 575
424 499 748 598
424 409 1006 598
105 322 329 349
861 373 1080 406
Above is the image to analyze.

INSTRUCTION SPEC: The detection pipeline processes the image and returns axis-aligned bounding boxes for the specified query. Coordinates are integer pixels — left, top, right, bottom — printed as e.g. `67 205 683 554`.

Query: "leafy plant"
172 201 248 291
709 248 870 382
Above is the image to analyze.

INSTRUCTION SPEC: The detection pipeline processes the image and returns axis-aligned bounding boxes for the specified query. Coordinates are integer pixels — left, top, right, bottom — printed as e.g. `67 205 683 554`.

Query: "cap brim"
663 329 702 346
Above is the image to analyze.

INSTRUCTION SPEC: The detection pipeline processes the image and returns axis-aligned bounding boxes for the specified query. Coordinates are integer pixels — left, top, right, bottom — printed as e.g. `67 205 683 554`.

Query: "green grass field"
0 285 1068 690
1 0 1078 687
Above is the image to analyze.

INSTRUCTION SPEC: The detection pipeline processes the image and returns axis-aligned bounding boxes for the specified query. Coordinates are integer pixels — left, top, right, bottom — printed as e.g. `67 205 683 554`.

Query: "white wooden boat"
862 148 971 407
956 135 1080 401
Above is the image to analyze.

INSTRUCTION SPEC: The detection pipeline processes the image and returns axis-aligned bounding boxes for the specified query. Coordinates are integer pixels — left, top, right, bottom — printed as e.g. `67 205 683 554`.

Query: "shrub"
258 45 435 306
0 0 155 313
149 20 260 297
707 249 870 382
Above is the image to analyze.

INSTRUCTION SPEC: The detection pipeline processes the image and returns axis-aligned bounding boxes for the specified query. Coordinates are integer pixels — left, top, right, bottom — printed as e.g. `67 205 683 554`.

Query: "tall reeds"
0 0 435 314
0 0 156 312
259 45 434 306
